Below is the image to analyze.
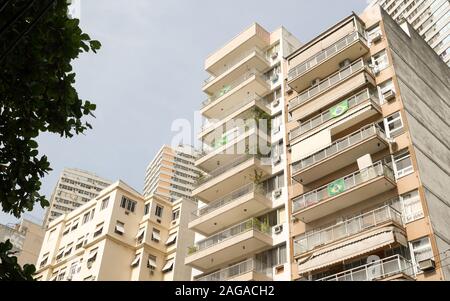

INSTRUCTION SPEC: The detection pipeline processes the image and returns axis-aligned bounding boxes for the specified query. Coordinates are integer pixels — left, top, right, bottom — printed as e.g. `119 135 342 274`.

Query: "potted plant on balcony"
188 246 198 255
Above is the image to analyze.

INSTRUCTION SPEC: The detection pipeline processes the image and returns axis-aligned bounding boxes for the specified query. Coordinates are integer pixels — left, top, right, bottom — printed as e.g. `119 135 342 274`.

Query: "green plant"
249 169 264 185
0 240 36 281
187 246 198 255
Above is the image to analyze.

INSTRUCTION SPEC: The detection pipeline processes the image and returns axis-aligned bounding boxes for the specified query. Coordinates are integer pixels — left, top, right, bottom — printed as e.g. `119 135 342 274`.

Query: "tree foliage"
0 240 36 281
0 0 101 218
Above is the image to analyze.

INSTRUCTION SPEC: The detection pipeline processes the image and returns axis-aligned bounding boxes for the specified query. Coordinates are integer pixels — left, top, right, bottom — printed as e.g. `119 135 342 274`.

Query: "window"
71 221 78 231
171 209 180 221
87 248 98 267
410 237 434 273
378 79 396 103
40 253 49 268
48 228 56 242
82 212 90 224
151 228 161 243
393 150 414 178
147 255 157 270
144 203 150 215
272 114 282 134
155 205 164 218
56 248 64 261
62 224 70 236
384 112 404 138
372 49 389 71
100 197 109 210
93 222 104 238
165 233 177 246
401 190 424 223
120 196 137 213
64 243 73 257
131 253 141 267
115 221 125 235
68 261 80 280
368 24 382 45
75 237 84 250
57 269 66 281
136 227 145 244
89 208 95 221
162 258 174 273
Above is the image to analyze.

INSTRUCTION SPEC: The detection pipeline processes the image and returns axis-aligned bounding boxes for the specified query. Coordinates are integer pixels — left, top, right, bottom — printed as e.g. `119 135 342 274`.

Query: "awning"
135 228 145 240
131 254 141 267
115 224 125 234
165 233 177 246
88 250 98 262
148 257 157 268
162 258 174 273
152 230 161 241
298 226 406 275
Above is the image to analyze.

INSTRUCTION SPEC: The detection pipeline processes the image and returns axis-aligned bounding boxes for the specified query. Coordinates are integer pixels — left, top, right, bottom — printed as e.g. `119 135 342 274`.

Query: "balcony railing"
291 124 386 174
203 47 268 86
202 69 262 109
187 218 271 255
288 31 367 81
292 161 395 212
316 255 414 281
195 258 271 281
293 205 403 255
196 154 254 186
289 88 379 140
288 58 367 111
192 183 266 219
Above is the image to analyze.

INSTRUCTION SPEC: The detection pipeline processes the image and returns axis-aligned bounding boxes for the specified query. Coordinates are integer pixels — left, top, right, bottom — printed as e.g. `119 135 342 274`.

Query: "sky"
0 0 368 226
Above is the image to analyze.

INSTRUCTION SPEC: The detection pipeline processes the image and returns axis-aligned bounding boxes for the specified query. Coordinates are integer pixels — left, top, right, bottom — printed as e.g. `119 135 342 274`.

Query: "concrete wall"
382 9 450 280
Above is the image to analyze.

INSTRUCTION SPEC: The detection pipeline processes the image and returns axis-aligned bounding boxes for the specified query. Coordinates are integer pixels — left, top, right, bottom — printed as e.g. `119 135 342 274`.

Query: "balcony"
288 58 371 113
292 161 396 223
316 255 415 281
201 69 270 119
289 88 380 141
189 183 271 236
293 205 403 256
185 218 273 271
192 155 272 203
291 124 388 185
203 47 270 94
288 31 369 92
195 258 272 281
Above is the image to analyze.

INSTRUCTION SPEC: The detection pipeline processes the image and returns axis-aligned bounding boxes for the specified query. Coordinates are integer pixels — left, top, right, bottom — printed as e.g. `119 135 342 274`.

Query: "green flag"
329 100 349 118
327 178 345 197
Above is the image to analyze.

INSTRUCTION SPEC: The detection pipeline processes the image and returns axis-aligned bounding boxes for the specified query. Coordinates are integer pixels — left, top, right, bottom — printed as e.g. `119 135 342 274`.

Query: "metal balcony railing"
292 161 395 212
187 218 271 255
293 205 403 255
289 89 379 140
316 255 414 281
288 31 367 81
288 58 368 111
195 258 272 281
291 124 386 174
192 183 266 219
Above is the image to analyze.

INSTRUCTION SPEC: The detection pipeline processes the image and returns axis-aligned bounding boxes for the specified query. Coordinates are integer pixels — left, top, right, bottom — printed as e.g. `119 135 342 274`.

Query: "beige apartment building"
35 180 196 281
144 145 201 202
286 6 450 281
185 23 302 281
44 168 111 227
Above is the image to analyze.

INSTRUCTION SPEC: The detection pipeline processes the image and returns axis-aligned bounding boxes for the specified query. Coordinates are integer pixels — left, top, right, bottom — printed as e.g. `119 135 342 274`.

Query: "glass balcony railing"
195 258 272 281
293 205 403 255
192 183 267 219
289 89 379 140
288 31 367 81
291 124 386 174
316 255 414 281
288 58 368 111
187 218 271 256
203 47 269 86
292 161 395 213
202 69 263 109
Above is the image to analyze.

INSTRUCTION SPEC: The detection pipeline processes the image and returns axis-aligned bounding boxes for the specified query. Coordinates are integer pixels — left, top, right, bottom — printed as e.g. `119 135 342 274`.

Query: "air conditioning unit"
311 78 321 87
418 259 436 272
271 74 279 83
372 66 380 76
274 224 283 234
272 126 281 135
273 189 282 199
383 89 396 102
273 155 281 165
286 85 293 94
339 59 351 69
371 32 382 43
272 98 280 108
271 52 279 60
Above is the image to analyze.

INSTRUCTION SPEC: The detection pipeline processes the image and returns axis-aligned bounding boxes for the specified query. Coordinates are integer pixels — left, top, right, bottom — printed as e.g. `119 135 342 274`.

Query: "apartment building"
367 0 450 66
0 218 45 266
144 145 201 202
44 168 111 227
35 180 196 281
286 6 450 281
184 23 302 281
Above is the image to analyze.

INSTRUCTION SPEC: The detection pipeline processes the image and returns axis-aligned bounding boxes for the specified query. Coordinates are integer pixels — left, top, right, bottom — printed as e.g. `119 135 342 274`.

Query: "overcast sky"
0 0 367 226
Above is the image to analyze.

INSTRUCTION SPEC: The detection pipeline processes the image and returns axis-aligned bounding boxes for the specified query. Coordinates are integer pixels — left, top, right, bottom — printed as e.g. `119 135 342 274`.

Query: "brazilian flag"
327 178 345 197
329 100 349 118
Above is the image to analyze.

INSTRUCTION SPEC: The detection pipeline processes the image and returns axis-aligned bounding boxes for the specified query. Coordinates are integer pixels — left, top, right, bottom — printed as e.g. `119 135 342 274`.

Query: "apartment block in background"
286 5 450 281
44 168 111 227
0 218 45 266
185 23 302 281
144 145 201 202
367 0 450 66
35 180 196 281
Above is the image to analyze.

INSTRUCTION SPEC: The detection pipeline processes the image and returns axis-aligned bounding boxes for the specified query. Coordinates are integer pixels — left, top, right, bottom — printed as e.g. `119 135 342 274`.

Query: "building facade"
184 23 302 281
367 0 450 66
35 180 196 281
44 168 111 227
286 5 450 281
0 218 45 266
144 145 201 202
